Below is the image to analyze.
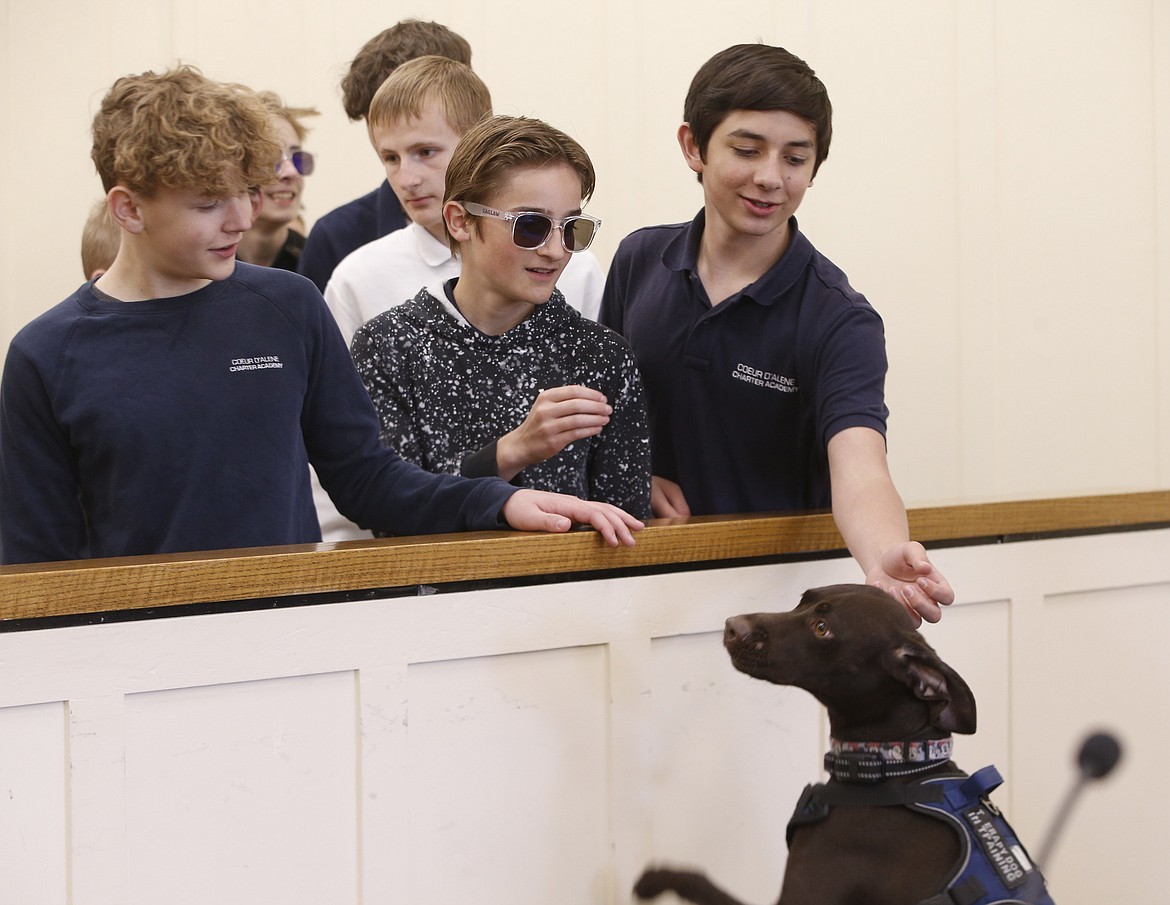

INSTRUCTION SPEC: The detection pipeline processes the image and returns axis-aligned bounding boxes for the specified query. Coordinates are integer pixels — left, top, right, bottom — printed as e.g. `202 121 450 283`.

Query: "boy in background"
599 44 949 622
237 91 318 271
81 198 119 279
351 115 650 519
298 19 472 292
0 66 641 565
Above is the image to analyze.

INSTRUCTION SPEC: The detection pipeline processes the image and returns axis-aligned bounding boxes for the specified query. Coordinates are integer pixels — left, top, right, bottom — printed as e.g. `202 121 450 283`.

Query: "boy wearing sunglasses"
315 58 610 541
598 44 952 623
325 55 604 348
350 115 652 519
237 91 318 271
0 68 643 564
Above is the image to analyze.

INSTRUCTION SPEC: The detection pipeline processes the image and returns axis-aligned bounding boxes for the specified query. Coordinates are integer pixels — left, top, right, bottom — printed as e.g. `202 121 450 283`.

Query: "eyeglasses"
461 202 600 252
276 150 315 177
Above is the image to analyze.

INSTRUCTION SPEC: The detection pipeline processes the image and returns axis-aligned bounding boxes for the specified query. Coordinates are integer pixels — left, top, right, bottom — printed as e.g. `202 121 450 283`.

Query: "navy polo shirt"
299 181 407 292
599 211 888 516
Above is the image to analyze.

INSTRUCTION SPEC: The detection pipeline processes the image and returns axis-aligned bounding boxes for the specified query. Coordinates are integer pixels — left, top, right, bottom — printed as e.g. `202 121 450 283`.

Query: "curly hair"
341 19 472 121
256 90 319 144
443 115 595 252
91 65 282 196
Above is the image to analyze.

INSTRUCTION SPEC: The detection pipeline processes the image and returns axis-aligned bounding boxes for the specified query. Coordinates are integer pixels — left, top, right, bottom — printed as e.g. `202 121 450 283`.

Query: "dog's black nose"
724 615 754 645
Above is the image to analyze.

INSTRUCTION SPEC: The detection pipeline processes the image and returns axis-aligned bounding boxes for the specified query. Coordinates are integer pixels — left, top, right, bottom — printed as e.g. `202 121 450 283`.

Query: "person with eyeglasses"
0 69 645 564
237 91 318 272
350 115 652 520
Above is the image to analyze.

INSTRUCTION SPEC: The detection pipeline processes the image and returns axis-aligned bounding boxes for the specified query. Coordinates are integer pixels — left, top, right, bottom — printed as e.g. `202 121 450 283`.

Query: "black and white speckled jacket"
352 281 652 519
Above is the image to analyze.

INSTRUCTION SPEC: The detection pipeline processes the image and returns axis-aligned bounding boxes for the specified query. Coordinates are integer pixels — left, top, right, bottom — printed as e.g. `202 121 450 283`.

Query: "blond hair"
80 199 120 279
91 65 281 196
367 55 491 137
256 90 320 144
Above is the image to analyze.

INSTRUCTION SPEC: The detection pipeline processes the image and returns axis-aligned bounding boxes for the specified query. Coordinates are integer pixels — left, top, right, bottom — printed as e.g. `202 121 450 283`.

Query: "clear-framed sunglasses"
276 150 315 177
461 202 600 252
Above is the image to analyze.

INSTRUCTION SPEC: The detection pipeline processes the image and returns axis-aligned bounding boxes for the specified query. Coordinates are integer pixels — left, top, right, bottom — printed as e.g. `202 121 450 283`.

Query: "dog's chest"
781 800 958 905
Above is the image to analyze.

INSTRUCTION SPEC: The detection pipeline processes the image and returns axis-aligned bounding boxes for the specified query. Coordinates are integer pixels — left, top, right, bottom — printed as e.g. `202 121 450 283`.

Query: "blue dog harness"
788 747 1055 905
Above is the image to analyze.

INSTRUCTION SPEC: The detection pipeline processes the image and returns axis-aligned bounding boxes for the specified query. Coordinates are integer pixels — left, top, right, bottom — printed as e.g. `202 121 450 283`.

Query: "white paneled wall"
0 0 1167 507
1 527 1166 903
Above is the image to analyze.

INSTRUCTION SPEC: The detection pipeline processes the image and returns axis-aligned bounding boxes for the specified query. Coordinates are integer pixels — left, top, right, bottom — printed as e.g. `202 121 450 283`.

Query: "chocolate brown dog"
634 583 1054 905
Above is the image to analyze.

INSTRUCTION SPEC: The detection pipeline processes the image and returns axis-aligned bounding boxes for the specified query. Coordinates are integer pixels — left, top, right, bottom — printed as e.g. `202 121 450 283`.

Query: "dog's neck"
823 736 955 784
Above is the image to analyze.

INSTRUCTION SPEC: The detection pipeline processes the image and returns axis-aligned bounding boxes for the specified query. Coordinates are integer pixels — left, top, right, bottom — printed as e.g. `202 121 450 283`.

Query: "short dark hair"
684 43 833 176
341 19 472 121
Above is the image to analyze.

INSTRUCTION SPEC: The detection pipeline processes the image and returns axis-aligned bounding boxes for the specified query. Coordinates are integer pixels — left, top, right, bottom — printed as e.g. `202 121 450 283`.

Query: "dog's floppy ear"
882 637 977 734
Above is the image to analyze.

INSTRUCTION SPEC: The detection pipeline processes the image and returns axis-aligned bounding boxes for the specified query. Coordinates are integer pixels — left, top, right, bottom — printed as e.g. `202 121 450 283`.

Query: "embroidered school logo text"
732 362 798 393
229 355 284 373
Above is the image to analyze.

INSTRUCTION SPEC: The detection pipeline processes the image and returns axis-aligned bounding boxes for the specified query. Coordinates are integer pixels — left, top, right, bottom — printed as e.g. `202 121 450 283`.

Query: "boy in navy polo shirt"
599 43 951 623
0 66 641 564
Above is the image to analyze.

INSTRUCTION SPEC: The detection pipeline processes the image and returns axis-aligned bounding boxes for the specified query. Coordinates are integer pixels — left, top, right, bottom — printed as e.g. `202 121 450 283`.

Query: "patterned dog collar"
824 737 954 783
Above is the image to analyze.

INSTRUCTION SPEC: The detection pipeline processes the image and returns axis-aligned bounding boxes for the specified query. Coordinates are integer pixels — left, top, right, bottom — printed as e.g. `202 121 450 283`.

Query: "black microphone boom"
1034 730 1123 871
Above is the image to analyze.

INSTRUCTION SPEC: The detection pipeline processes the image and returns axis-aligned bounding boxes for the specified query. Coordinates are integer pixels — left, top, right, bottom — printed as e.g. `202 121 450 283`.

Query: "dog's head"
724 584 976 737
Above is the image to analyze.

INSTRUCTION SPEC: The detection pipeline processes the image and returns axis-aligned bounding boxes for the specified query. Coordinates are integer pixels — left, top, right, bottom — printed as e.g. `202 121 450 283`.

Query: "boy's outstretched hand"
502 489 644 547
866 541 955 626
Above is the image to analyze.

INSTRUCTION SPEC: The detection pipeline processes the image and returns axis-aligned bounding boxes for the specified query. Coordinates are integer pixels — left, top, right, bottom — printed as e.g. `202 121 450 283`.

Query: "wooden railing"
2 490 1167 623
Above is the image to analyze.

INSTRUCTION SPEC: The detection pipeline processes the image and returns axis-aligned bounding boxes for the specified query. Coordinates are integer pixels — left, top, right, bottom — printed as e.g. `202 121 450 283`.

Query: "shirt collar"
663 209 813 308
412 222 456 268
434 277 566 336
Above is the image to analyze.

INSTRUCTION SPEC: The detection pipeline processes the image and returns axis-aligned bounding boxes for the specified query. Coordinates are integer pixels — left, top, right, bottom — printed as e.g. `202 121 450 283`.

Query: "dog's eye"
814 620 832 638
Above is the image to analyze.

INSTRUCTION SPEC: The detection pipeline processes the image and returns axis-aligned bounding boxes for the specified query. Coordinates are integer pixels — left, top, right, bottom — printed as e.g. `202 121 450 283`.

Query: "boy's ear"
444 201 472 245
677 123 704 177
107 188 145 235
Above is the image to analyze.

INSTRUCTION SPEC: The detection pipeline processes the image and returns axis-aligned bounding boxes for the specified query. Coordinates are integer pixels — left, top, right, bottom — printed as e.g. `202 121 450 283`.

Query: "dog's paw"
634 867 713 900
633 868 671 899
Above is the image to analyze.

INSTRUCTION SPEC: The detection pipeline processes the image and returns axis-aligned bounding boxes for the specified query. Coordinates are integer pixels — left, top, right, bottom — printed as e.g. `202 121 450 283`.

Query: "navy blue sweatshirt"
0 263 515 564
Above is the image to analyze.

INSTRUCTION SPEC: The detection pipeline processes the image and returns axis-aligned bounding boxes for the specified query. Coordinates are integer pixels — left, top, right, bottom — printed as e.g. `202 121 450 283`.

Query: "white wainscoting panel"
123 672 359 904
0 528 1167 903
0 701 67 904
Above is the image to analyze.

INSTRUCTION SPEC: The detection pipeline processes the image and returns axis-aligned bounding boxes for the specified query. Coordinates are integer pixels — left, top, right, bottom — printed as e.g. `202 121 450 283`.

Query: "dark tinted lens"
291 151 315 176
513 214 553 248
562 217 597 251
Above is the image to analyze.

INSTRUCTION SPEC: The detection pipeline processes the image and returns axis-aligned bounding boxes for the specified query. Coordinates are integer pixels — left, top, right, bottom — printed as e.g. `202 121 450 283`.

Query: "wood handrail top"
2 490 1167 622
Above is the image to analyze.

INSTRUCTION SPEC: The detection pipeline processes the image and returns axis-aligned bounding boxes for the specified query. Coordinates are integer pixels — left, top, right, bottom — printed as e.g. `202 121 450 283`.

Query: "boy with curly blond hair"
0 66 641 564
